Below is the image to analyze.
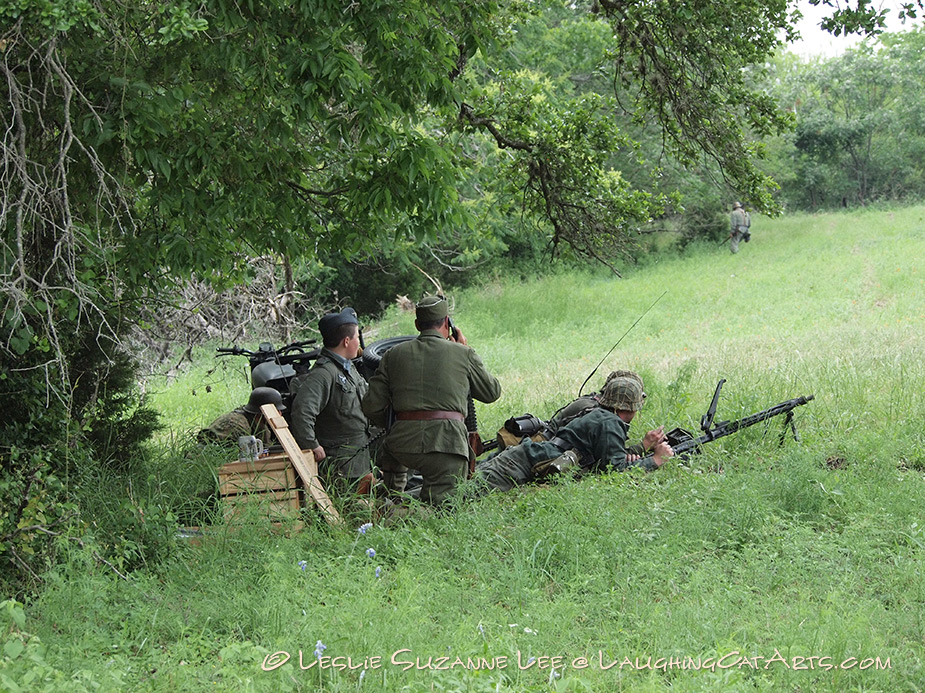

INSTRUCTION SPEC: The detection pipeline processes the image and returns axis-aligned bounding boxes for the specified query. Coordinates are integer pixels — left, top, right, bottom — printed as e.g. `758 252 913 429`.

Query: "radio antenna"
577 290 667 397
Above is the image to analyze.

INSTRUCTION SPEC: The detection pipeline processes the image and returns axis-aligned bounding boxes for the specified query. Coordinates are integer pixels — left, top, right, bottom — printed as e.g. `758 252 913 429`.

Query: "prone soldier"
473 374 673 493
196 386 282 448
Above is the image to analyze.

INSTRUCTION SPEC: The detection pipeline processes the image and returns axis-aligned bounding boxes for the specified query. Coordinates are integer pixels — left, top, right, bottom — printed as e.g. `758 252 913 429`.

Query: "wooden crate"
218 452 303 520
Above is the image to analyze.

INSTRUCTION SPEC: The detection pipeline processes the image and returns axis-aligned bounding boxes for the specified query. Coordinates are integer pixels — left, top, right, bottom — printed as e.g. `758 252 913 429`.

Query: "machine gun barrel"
668 392 815 458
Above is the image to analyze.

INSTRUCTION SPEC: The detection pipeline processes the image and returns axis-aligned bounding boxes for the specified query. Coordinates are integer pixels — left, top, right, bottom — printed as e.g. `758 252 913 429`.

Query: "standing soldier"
291 307 373 491
362 295 502 505
729 201 750 254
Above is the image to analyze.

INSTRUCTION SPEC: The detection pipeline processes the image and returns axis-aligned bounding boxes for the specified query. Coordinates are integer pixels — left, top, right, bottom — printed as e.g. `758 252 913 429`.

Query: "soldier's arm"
595 423 658 472
290 372 331 450
467 349 502 404
361 361 391 428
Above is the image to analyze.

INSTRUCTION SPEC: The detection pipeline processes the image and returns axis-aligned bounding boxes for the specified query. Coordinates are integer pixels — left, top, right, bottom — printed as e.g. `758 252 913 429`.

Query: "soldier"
290 307 373 491
547 370 666 458
729 201 750 254
473 374 673 493
196 386 281 447
361 295 502 505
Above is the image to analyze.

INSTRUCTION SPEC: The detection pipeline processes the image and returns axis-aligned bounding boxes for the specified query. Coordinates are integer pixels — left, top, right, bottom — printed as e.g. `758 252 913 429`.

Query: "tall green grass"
5 205 923 692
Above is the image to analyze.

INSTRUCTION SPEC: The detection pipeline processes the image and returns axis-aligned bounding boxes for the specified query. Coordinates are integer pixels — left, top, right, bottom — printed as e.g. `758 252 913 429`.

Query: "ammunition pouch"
495 427 546 452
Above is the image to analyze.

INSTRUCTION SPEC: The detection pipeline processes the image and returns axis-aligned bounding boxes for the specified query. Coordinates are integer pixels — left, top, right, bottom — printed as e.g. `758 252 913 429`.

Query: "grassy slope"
8 206 925 692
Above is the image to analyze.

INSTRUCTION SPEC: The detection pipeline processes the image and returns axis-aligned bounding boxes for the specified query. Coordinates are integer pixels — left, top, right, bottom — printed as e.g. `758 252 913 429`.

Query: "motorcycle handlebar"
215 347 249 357
215 339 319 360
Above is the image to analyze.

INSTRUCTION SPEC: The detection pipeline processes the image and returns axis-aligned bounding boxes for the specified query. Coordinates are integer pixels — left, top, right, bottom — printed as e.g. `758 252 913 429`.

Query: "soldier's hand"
450 326 468 346
652 441 674 467
312 446 326 462
642 425 666 452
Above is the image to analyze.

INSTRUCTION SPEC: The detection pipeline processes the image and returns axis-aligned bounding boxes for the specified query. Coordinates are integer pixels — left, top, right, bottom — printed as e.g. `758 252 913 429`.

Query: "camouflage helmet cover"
243 386 284 414
599 375 645 412
604 370 644 390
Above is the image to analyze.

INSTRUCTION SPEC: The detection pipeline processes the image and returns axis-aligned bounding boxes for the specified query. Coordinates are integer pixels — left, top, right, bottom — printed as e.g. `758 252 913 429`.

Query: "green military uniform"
362 298 501 504
547 370 648 454
291 348 371 483
474 408 657 492
547 395 598 433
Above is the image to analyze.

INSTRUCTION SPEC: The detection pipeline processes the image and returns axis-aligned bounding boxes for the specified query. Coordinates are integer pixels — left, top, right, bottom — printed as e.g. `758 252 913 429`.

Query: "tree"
760 25 925 209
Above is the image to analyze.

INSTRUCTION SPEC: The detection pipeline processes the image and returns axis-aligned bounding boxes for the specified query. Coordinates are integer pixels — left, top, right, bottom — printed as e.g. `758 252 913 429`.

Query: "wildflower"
478 624 485 636
548 668 561 684
298 560 308 571
365 547 376 558
375 566 382 578
358 522 373 535
359 670 366 684
314 640 326 658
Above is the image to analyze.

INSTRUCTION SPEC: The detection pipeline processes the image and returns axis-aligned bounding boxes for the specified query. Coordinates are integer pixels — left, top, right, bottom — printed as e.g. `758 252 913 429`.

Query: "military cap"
416 295 449 322
318 307 359 342
599 375 645 412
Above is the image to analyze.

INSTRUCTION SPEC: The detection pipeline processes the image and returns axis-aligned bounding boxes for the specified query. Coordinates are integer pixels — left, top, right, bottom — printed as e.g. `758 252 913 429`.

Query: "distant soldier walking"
362 295 501 505
729 201 750 254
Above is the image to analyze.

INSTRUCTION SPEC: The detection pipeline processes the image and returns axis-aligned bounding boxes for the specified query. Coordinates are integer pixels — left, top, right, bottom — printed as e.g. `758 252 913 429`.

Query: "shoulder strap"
555 404 599 430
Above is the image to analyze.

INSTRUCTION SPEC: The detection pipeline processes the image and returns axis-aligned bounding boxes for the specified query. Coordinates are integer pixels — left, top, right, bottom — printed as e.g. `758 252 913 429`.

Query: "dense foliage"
763 27 925 209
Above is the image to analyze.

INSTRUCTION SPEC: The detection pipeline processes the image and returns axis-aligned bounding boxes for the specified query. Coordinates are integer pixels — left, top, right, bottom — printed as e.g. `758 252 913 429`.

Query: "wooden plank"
218 463 296 496
222 489 302 520
260 403 342 526
220 451 292 475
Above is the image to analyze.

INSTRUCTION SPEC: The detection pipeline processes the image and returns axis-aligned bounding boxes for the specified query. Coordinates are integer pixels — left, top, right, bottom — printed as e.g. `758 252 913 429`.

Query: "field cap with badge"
318 307 358 346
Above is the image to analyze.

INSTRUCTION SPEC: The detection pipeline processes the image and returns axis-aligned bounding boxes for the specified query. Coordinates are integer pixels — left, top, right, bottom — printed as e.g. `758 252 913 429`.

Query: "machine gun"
665 379 814 458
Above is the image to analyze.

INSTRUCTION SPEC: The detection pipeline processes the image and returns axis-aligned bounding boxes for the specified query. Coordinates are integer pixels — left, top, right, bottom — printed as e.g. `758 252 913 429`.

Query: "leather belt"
395 410 465 422
547 436 570 450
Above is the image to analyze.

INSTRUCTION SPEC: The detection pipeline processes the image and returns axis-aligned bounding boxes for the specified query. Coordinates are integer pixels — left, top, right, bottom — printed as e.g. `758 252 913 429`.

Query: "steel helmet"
250 361 296 390
599 376 646 412
243 386 284 414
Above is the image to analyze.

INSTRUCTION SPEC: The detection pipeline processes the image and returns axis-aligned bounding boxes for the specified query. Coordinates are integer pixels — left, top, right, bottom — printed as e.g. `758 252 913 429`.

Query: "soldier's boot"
381 470 408 495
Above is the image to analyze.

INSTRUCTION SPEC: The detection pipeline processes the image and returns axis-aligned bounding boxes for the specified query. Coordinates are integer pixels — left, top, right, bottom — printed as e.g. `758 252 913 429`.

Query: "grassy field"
3 205 924 692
